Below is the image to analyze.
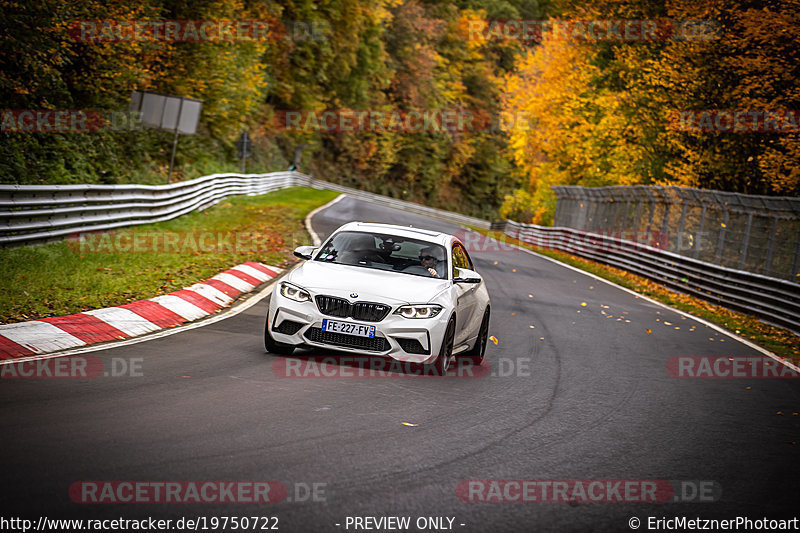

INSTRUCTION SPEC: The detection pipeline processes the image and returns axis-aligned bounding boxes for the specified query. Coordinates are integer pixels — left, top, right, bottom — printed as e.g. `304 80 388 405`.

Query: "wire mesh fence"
551 185 800 283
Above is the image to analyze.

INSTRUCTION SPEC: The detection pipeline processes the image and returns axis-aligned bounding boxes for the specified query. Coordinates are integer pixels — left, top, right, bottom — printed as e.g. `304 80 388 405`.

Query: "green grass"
479 230 800 363
0 187 340 324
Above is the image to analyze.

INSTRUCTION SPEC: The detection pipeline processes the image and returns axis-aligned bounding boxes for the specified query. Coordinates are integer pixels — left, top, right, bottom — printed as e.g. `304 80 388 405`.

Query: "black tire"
426 317 455 376
463 307 490 365
264 313 295 356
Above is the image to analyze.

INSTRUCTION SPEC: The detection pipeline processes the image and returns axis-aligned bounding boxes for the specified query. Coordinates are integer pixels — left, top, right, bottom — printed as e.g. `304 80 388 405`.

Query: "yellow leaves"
500 35 651 220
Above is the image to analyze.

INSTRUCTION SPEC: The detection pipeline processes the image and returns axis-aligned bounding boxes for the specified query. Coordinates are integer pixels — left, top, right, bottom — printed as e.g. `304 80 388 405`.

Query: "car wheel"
463 307 490 365
264 313 295 356
427 316 455 376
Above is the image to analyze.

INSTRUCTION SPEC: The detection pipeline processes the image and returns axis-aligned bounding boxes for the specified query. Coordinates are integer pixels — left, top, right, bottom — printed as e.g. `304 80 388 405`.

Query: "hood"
287 261 449 305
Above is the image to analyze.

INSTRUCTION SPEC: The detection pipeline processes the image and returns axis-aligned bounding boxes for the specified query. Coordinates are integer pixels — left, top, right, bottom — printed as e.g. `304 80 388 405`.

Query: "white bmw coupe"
264 222 491 374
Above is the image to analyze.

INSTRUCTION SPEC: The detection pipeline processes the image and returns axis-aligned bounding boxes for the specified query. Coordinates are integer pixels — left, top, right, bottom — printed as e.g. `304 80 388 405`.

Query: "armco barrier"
501 221 800 334
0 172 491 246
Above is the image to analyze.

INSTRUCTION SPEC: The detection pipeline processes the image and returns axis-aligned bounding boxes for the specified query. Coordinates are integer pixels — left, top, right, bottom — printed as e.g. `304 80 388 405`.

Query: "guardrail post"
694 204 707 259
763 215 778 277
622 196 632 230
714 206 729 265
792 224 800 279
676 203 687 253
576 189 587 229
738 210 753 270
553 188 565 227
633 193 644 233
644 189 656 237
584 191 595 230
599 194 609 230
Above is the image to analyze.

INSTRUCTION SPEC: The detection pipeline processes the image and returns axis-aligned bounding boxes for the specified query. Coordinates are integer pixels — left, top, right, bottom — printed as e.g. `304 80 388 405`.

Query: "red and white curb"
0 262 282 359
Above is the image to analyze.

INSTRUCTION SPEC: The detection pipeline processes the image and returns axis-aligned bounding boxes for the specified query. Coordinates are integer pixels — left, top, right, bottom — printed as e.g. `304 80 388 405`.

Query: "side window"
452 244 470 276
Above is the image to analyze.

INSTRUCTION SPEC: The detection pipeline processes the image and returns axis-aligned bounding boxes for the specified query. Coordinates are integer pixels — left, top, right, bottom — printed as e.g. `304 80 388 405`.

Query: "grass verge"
0 187 340 324
478 230 800 362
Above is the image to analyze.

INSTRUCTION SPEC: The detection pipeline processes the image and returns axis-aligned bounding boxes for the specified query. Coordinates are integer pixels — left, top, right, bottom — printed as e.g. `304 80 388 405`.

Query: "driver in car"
419 246 445 278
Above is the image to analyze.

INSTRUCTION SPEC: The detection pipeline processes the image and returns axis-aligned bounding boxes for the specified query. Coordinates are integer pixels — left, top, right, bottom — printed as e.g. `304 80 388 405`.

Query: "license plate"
321 319 375 338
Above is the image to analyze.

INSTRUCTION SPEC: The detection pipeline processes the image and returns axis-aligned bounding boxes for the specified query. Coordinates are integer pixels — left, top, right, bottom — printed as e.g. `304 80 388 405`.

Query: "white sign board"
129 91 202 135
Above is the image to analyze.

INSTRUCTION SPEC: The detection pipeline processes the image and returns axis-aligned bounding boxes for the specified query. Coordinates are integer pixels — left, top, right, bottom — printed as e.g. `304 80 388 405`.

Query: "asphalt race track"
1 195 798 532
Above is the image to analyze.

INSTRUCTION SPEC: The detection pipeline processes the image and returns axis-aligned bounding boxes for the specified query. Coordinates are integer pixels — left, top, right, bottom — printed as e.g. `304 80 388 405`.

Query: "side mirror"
454 268 482 284
293 245 317 260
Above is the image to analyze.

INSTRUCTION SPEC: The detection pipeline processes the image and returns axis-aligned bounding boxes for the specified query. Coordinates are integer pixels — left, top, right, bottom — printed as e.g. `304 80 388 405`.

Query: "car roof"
334 222 452 246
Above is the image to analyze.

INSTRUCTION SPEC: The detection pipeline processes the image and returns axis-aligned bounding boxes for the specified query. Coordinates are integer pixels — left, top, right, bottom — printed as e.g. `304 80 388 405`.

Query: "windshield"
314 231 449 279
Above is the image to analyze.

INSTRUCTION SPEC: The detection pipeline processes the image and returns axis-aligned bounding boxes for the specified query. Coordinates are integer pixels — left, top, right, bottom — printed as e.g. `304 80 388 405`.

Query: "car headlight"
394 305 443 319
280 282 311 303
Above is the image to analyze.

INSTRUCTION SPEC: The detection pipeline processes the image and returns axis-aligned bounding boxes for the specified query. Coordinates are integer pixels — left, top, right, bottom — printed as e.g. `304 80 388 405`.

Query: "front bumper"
268 289 449 365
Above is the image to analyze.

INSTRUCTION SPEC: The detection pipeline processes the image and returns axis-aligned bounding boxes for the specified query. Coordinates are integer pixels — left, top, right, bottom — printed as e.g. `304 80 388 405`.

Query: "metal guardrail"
0 172 490 246
500 220 800 334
